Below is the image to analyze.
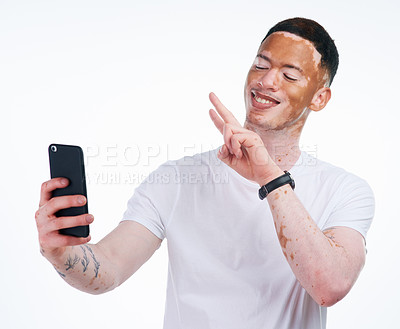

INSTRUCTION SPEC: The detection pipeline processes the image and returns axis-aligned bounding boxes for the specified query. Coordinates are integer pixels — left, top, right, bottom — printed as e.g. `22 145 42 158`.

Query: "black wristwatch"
258 171 295 200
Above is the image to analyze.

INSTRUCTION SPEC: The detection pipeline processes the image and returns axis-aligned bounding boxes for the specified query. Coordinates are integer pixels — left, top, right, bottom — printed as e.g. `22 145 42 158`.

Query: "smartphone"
48 144 89 238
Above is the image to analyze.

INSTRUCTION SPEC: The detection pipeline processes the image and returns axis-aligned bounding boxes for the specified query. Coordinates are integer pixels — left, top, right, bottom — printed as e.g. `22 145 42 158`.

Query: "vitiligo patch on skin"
244 31 329 134
254 49 309 89
273 32 322 71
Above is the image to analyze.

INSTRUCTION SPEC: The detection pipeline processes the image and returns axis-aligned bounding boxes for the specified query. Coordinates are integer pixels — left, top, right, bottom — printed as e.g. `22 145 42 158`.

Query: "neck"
244 123 303 172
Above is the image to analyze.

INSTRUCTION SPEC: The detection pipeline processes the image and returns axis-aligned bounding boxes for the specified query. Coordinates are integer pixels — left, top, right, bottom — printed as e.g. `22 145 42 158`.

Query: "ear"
308 87 331 112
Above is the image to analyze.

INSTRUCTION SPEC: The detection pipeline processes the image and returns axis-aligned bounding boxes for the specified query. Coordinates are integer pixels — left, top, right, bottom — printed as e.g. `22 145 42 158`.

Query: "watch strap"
258 171 295 200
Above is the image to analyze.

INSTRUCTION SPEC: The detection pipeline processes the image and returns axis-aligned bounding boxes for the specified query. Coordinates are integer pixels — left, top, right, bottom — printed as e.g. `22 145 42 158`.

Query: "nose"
258 68 279 91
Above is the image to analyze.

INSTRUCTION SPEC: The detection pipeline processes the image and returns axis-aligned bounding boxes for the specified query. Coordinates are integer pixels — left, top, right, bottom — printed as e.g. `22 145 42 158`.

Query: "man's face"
244 32 328 132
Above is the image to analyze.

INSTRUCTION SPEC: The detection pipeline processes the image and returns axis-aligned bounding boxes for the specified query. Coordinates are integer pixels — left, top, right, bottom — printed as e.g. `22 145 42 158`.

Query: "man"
35 17 374 329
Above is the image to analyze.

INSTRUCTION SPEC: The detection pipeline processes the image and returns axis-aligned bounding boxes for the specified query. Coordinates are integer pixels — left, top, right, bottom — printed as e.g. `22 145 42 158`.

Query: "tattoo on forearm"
80 246 90 272
54 266 66 278
84 245 100 277
323 228 344 249
65 254 80 271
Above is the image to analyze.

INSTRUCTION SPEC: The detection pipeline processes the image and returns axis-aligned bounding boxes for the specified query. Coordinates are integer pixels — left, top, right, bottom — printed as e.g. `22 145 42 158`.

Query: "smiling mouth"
251 90 281 106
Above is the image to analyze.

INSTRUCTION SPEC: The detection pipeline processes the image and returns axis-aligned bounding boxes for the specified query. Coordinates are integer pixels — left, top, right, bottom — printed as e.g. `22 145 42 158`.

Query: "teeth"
255 96 272 104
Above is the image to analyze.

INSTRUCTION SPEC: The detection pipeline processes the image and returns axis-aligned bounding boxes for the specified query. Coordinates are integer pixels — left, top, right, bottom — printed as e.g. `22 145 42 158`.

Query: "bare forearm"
43 244 118 295
267 185 362 306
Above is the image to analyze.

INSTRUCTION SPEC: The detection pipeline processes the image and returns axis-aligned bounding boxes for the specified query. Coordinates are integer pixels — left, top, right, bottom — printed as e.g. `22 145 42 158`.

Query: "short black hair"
262 17 339 86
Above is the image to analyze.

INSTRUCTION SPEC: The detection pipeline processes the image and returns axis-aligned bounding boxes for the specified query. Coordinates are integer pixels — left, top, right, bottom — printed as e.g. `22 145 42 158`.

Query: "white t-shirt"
122 149 374 329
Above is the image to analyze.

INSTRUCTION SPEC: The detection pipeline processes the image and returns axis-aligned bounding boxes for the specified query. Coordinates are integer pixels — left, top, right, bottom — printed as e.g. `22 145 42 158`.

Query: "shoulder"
296 152 375 214
169 148 220 168
142 148 223 185
300 153 376 237
299 151 373 191
293 152 375 214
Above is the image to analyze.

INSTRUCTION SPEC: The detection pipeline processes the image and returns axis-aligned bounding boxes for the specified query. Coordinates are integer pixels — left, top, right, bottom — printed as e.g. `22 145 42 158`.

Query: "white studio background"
0 0 398 328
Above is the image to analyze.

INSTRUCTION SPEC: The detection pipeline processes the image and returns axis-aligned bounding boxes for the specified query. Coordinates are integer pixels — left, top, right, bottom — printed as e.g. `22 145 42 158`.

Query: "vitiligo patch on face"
273 32 322 70
244 31 329 133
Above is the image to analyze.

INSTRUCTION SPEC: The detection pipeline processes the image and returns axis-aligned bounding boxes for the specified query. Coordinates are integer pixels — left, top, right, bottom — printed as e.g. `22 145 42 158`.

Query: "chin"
245 115 274 132
245 112 297 133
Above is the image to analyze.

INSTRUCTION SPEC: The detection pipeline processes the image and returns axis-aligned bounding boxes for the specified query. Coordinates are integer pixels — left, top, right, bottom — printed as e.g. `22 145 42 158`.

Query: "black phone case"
48 144 89 238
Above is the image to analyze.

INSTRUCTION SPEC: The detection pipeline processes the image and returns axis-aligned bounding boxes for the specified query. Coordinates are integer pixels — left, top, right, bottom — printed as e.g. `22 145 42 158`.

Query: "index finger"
39 177 69 207
209 92 241 127
209 108 224 134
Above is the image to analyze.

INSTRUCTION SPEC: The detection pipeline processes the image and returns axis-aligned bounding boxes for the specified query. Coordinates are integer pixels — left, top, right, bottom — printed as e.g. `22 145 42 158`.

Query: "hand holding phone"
48 144 90 237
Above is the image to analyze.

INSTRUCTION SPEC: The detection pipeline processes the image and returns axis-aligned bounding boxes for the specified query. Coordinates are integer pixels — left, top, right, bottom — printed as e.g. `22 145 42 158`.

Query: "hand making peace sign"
208 92 283 186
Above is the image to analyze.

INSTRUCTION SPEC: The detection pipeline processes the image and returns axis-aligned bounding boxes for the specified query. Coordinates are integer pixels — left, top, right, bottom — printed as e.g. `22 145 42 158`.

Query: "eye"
255 65 268 70
283 73 298 82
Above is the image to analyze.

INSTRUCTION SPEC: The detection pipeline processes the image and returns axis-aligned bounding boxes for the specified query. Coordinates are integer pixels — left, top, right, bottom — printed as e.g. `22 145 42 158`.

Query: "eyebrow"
256 54 304 74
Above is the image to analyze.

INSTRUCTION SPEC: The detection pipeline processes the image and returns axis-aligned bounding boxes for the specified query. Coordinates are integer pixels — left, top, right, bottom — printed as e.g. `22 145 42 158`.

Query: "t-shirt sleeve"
322 173 375 240
121 163 179 240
